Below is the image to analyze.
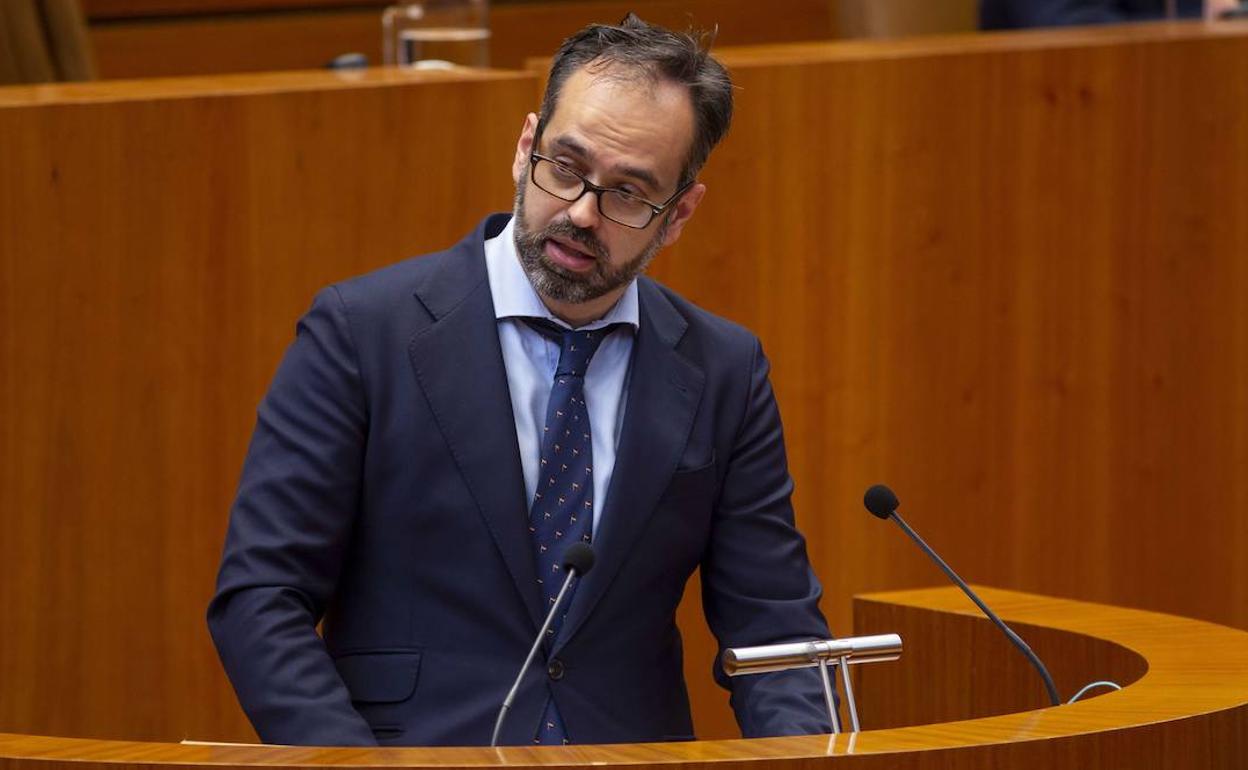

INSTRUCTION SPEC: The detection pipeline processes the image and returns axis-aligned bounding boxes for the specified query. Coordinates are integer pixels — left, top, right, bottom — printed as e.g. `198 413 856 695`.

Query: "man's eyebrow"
549 135 591 160
547 135 663 194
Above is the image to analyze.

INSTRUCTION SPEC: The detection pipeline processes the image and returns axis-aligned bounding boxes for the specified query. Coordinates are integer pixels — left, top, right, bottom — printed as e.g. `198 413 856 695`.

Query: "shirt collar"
484 216 640 332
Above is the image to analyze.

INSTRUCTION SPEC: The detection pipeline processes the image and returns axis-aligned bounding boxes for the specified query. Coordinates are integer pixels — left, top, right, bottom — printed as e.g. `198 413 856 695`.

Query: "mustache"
537 220 609 261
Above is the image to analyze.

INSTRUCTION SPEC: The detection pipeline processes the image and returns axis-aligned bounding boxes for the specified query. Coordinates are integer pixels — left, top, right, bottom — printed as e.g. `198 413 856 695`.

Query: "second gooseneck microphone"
863 484 1061 707
490 542 596 746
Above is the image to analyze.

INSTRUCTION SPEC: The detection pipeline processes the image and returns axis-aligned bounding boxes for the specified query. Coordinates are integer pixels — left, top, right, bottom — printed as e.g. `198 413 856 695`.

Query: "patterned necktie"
524 319 615 745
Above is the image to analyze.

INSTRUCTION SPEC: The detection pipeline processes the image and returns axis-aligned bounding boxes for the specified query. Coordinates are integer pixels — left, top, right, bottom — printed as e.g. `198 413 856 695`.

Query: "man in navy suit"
980 0 1204 28
208 14 832 747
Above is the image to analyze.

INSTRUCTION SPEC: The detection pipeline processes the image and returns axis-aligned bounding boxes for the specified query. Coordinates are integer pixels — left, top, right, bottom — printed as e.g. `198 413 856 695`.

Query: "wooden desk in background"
2 19 1246 746
80 0 836 77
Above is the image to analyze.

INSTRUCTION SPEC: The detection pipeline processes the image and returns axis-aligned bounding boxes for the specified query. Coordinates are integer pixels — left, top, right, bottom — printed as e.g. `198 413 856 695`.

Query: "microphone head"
561 542 596 575
864 484 899 519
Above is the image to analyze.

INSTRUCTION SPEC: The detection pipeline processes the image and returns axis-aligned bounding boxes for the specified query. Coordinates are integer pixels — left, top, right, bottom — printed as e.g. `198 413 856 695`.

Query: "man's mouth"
544 237 598 273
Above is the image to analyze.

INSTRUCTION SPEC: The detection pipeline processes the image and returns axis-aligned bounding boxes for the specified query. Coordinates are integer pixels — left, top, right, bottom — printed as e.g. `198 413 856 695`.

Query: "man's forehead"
556 61 689 111
544 134 662 193
543 65 694 189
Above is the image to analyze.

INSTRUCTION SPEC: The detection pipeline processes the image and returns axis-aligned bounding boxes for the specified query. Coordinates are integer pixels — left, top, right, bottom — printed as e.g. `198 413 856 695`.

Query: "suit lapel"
407 215 544 631
555 281 705 651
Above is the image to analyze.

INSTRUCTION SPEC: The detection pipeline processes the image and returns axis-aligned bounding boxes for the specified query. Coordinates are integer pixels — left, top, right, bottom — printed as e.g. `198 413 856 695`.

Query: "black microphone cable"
490 542 596 746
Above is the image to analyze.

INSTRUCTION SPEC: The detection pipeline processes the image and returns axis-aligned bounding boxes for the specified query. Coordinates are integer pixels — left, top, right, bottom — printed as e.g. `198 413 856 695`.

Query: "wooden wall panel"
82 0 388 18
87 0 834 78
836 0 978 38
2 19 1247 748
0 68 537 742
665 22 1248 737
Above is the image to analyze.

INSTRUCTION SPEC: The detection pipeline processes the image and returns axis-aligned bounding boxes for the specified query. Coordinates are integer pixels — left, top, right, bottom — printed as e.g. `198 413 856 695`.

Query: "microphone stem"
490 567 579 746
889 512 1061 707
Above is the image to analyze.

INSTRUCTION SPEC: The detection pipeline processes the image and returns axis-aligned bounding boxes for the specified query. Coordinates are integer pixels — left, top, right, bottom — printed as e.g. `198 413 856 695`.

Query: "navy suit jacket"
208 214 832 746
980 0 1202 28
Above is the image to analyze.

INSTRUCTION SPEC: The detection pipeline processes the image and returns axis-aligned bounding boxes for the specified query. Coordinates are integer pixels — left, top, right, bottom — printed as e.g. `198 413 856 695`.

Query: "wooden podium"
1 587 1244 769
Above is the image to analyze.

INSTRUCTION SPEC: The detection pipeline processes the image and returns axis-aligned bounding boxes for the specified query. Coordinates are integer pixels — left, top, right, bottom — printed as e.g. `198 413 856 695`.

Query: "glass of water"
382 0 491 69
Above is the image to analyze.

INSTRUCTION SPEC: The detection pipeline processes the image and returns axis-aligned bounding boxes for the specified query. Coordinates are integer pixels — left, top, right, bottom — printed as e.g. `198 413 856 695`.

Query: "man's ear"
512 113 539 184
660 182 706 248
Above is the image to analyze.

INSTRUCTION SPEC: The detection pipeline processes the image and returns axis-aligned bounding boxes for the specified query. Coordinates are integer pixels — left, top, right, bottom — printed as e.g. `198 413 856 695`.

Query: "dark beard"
512 175 668 305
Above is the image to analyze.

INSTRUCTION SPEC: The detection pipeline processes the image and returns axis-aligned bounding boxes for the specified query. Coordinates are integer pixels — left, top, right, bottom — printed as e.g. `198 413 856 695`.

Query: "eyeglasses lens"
532 158 652 229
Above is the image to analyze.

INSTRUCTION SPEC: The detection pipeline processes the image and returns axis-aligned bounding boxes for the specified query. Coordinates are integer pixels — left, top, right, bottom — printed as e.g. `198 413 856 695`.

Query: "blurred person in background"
981 0 1238 28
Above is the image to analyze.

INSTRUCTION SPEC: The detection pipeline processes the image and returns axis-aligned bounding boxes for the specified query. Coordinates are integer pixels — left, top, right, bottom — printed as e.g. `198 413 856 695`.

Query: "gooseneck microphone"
863 484 1061 707
490 542 596 746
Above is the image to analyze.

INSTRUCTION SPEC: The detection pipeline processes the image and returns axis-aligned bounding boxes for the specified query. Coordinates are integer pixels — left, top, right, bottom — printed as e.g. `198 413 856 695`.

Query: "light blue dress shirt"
483 218 638 532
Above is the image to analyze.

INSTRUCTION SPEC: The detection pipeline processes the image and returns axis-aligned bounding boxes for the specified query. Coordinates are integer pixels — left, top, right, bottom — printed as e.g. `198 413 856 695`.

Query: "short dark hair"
537 13 734 186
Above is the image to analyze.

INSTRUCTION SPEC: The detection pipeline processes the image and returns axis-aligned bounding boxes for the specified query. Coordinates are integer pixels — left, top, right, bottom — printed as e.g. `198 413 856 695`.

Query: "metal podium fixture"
723 634 903 734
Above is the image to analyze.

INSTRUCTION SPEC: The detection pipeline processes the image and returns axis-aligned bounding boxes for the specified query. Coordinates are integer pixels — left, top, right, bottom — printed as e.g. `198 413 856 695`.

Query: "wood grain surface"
87 0 835 77
0 66 537 743
661 19 1248 738
82 0 389 19
2 19 1247 749
852 589 1149 728
0 588 1244 767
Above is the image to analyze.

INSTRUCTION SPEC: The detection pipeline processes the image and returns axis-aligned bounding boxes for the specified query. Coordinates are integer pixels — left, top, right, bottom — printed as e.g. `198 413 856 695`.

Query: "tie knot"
522 319 620 378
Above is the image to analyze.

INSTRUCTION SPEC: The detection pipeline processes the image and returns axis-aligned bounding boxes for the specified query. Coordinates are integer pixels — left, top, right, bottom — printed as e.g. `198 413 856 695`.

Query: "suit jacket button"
547 659 565 680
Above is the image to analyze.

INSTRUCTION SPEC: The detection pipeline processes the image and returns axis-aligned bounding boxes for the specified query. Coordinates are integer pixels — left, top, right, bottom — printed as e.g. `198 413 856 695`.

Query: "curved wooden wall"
1 588 1246 767
2 20 1247 745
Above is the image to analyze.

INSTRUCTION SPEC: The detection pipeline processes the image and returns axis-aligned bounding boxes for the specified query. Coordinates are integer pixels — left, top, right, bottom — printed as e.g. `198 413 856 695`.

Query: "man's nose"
567 189 602 229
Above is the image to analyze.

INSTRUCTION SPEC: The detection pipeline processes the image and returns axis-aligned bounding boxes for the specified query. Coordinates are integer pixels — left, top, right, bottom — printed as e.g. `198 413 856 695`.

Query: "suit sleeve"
700 339 834 738
207 286 377 746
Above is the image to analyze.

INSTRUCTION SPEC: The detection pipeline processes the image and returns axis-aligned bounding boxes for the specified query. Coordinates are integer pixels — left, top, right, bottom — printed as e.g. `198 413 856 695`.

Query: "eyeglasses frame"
528 152 695 230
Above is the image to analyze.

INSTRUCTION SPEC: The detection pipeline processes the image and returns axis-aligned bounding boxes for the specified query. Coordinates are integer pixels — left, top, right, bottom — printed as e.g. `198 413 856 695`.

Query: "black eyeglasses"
528 153 693 229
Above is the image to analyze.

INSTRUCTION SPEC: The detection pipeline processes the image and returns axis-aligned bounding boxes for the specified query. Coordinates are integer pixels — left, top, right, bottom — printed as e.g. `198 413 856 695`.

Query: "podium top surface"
1 586 1245 768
